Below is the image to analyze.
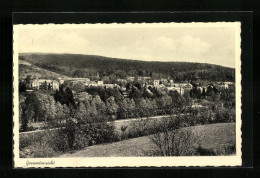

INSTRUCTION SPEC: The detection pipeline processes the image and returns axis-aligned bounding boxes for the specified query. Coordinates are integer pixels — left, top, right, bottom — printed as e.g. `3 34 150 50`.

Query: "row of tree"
20 84 191 131
19 79 235 131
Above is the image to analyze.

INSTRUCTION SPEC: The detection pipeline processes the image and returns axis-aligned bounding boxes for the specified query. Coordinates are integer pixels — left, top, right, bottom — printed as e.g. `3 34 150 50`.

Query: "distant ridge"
19 52 234 69
19 53 235 82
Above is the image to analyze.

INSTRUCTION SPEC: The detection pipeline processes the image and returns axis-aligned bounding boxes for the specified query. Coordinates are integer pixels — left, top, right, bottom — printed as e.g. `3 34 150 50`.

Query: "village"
22 75 235 98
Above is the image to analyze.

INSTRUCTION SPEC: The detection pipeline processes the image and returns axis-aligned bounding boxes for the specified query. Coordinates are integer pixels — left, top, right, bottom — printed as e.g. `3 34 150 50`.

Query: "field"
19 60 69 79
60 122 235 157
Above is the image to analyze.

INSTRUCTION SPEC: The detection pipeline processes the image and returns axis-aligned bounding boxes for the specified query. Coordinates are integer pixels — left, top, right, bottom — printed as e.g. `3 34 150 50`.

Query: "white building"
97 81 104 85
169 80 174 86
59 77 90 85
218 83 228 90
154 80 160 86
126 76 135 81
104 84 120 88
31 79 59 90
86 81 100 87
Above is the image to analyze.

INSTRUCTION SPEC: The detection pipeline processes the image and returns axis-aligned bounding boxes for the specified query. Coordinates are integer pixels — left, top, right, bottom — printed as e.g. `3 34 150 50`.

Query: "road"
107 114 171 123
20 114 176 135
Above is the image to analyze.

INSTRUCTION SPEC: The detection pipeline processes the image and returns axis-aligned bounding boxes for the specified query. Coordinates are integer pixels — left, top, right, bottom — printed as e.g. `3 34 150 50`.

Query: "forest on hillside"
19 53 235 82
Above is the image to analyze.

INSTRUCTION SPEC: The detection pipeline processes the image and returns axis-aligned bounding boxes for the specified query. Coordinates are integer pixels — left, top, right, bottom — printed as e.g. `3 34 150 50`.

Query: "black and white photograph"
13 22 242 167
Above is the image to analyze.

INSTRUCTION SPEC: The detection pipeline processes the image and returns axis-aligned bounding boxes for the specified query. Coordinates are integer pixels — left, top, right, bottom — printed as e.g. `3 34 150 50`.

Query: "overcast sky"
17 23 239 68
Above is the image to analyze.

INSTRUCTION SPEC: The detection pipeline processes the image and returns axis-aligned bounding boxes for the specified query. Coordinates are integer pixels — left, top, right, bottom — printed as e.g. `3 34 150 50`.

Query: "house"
97 81 104 85
217 83 228 90
201 87 208 93
86 81 99 87
57 78 64 85
137 76 151 81
154 80 160 86
228 83 235 90
224 82 234 85
155 84 166 90
160 78 168 85
182 84 193 90
169 80 174 86
72 78 90 84
116 79 127 83
121 91 129 97
104 84 120 88
174 82 190 88
120 87 129 97
58 77 90 85
31 79 59 90
126 76 135 81
196 87 203 93
224 82 235 90
85 81 119 89
85 80 105 87
31 80 40 88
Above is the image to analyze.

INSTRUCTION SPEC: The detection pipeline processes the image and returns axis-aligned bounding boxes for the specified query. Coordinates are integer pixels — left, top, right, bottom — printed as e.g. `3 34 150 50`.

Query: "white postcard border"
13 22 242 168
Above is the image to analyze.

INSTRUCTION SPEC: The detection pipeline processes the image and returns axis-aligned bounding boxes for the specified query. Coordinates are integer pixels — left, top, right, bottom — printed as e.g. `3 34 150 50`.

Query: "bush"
196 146 216 156
20 143 57 158
52 129 69 152
20 132 45 150
149 122 197 156
214 108 235 123
120 125 128 140
20 130 61 158
56 119 119 149
20 118 119 157
195 111 214 125
83 122 119 145
196 144 236 156
127 118 151 138
65 120 77 149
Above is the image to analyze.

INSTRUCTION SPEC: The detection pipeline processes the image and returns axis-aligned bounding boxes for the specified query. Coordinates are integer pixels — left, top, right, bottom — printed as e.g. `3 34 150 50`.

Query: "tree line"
19 76 235 131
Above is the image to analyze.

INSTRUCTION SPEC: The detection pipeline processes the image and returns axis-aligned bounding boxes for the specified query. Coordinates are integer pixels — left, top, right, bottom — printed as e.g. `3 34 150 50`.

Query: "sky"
17 23 239 68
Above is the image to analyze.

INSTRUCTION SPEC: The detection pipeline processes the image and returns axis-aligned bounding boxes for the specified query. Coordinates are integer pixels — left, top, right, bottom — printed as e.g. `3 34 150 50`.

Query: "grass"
186 123 236 153
20 129 62 158
19 60 68 79
60 122 235 157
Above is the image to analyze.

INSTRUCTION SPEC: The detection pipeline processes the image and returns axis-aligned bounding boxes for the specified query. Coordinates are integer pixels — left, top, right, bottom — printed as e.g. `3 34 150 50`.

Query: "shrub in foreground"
20 130 60 158
196 144 236 156
20 119 119 157
149 119 197 156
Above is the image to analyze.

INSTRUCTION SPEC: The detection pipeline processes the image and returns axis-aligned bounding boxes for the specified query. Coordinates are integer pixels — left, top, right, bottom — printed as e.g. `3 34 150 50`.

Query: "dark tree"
19 82 27 93
48 83 52 90
21 93 41 131
133 82 142 90
202 88 206 98
190 87 201 99
42 81 48 90
54 86 75 108
25 75 32 84
65 88 75 108
126 83 131 91
129 87 142 100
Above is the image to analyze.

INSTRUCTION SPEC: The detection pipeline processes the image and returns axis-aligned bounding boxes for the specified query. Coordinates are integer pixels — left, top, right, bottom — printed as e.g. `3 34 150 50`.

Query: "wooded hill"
19 53 235 82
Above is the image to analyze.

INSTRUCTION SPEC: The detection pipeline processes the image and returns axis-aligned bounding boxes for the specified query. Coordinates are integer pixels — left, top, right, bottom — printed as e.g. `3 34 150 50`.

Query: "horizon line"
19 52 235 69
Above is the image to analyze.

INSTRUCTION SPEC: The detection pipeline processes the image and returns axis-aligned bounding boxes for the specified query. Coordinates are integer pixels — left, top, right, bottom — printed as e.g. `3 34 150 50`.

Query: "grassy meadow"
19 60 69 79
60 123 235 157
